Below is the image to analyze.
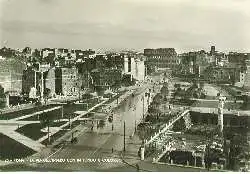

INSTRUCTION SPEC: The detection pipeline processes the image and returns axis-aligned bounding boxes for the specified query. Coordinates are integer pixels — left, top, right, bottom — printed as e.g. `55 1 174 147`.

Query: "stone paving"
0 86 142 167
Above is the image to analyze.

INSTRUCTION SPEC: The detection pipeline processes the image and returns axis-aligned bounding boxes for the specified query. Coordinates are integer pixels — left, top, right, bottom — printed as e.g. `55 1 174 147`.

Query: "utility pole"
69 114 72 129
34 71 37 90
87 72 89 89
61 105 64 119
135 120 137 133
134 105 137 132
41 72 44 103
78 81 81 101
142 95 145 121
123 121 126 152
47 121 50 144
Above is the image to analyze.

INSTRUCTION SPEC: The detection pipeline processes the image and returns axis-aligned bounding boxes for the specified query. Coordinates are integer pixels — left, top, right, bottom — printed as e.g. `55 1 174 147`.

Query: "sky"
0 0 250 53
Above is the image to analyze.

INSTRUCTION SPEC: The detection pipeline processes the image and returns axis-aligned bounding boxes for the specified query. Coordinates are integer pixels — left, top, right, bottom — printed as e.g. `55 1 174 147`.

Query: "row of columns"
166 153 205 168
195 115 246 128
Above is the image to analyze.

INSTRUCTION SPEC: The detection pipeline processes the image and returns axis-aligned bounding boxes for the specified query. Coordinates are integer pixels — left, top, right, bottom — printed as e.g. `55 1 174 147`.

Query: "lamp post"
142 95 145 121
47 121 50 144
123 121 126 152
41 71 45 103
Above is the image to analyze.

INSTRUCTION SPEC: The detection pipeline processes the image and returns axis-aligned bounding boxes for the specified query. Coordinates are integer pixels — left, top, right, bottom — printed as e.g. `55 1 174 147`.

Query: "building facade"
204 66 242 85
177 50 211 78
144 48 179 69
44 68 56 97
55 67 79 96
243 60 250 91
22 68 38 95
91 68 122 90
0 59 25 94
228 52 250 65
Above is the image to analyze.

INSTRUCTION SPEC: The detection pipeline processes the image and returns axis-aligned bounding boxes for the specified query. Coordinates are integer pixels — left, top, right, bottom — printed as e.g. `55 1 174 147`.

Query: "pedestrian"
136 164 140 172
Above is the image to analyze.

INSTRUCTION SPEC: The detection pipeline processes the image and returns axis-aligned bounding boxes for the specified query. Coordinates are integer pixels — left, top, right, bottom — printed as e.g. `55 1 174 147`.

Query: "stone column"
218 96 226 133
201 155 205 168
194 156 197 167
140 147 145 161
5 93 9 108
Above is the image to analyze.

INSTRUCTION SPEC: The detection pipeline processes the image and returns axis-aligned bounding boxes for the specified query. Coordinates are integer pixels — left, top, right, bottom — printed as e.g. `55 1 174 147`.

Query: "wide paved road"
0 72 166 172
34 80 159 171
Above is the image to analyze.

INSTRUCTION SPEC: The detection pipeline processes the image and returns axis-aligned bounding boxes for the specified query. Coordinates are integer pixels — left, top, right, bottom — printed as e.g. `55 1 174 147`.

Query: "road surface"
0 72 166 171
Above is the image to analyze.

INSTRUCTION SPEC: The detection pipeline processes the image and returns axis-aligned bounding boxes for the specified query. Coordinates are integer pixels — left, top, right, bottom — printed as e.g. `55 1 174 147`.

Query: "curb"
119 151 152 172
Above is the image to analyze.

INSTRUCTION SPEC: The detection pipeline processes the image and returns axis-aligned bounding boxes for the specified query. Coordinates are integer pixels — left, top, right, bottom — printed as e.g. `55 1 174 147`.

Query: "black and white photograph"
0 0 250 172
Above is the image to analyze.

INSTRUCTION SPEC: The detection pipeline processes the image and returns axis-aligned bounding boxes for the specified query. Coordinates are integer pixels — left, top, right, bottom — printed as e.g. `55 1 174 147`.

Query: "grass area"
0 105 56 120
41 129 68 145
1 96 103 121
186 124 218 137
170 99 196 106
0 133 36 160
50 121 67 127
22 98 103 121
63 104 88 116
16 123 47 140
20 108 62 121
41 120 83 145
62 120 82 130
16 121 67 141
220 85 243 96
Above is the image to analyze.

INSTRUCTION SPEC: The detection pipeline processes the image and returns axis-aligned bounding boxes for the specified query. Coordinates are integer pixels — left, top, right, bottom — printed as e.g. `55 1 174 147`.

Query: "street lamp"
142 95 145 121
123 121 126 152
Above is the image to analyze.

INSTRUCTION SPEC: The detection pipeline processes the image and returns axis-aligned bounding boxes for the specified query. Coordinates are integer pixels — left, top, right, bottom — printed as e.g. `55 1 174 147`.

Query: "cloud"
0 0 250 52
